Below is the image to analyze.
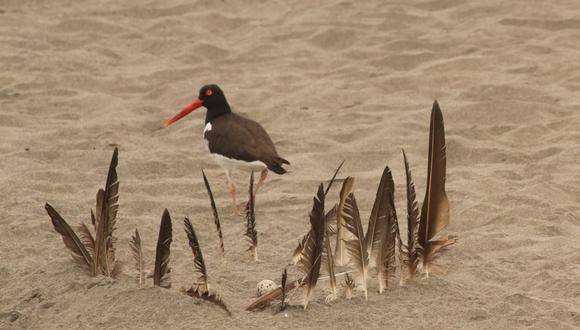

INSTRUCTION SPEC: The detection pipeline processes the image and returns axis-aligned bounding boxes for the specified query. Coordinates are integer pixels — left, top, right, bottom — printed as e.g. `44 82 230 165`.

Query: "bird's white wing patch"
203 122 213 134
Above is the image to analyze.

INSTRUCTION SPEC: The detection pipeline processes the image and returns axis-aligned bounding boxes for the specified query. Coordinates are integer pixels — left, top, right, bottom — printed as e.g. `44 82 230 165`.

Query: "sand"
1 0 580 329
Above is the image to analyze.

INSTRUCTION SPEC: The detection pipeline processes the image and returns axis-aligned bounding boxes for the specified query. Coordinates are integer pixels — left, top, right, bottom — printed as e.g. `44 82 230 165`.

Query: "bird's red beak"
164 98 204 127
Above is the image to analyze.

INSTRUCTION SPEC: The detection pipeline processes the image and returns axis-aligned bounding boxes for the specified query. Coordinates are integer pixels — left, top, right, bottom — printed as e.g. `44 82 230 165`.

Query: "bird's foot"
232 205 241 216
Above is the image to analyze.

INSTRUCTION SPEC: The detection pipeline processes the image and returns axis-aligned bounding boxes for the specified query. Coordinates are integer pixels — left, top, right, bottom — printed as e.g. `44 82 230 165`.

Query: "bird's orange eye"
205 88 213 97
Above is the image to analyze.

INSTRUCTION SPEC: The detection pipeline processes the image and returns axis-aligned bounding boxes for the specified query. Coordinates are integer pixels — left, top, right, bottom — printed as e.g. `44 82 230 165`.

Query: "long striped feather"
45 203 94 275
403 149 421 280
153 209 172 288
341 193 369 300
129 229 145 288
419 102 453 276
93 148 120 277
201 169 225 253
299 184 326 309
184 217 209 292
335 177 355 266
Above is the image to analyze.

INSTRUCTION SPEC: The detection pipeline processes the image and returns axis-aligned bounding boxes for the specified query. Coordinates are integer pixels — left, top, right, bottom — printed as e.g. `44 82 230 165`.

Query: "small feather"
292 205 338 265
402 149 421 281
94 147 120 277
46 203 94 275
129 229 144 288
344 272 355 299
341 192 369 300
153 209 172 288
419 102 453 275
335 177 355 266
322 231 337 297
368 167 398 293
184 217 209 292
201 169 225 253
280 268 288 312
299 184 326 309
245 171 258 261
90 209 96 227
365 166 395 263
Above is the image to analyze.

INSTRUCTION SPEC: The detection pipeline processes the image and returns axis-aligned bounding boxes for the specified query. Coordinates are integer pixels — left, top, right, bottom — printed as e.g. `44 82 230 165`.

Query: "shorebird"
164 84 289 214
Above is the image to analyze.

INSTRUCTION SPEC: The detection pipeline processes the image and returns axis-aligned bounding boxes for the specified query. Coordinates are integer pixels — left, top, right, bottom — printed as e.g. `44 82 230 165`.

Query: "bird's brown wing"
205 113 289 173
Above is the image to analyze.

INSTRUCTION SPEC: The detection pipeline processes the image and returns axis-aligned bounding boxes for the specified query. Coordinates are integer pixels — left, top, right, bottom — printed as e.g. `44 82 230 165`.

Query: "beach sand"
1 0 580 329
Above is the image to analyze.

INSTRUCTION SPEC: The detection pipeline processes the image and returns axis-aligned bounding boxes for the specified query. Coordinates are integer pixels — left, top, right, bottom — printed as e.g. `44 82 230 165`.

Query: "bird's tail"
268 157 290 175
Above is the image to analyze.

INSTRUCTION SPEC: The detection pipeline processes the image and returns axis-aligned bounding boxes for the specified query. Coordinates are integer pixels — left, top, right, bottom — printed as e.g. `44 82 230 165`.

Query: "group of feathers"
45 101 453 316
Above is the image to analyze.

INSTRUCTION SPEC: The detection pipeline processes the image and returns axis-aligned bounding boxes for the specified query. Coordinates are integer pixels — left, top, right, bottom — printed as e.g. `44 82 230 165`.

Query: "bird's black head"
199 84 231 123
164 83 232 127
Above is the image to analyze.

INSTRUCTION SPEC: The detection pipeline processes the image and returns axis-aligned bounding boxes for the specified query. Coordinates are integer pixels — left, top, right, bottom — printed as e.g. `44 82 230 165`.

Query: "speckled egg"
256 280 278 297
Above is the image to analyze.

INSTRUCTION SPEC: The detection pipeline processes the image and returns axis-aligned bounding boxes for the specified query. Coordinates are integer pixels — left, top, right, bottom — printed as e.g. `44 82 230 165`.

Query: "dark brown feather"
299 184 326 309
376 206 398 293
185 287 232 316
368 166 398 292
45 203 94 275
291 204 338 265
205 112 289 174
280 268 288 312
291 162 341 265
335 177 355 266
201 169 225 253
245 171 258 261
129 229 145 288
153 209 172 288
90 209 96 226
403 149 421 280
184 217 209 292
344 272 355 299
93 147 120 277
419 101 452 275
365 166 396 262
341 192 369 299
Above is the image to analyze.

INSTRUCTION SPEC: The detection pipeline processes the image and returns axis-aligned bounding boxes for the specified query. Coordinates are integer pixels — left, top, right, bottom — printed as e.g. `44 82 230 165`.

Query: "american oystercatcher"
164 84 290 214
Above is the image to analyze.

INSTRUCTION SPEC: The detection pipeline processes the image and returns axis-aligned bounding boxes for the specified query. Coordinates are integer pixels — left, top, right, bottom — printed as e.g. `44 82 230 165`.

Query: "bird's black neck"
205 103 232 124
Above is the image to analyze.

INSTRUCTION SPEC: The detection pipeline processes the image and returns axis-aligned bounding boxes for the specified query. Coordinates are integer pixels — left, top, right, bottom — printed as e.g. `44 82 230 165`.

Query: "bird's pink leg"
226 171 240 215
246 169 268 210
253 169 268 202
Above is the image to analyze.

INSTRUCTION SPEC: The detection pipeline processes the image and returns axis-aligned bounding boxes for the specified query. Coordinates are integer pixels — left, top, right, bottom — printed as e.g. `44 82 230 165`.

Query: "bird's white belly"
210 153 267 172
